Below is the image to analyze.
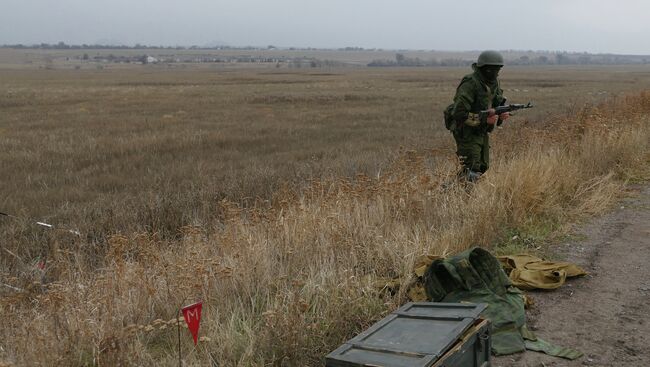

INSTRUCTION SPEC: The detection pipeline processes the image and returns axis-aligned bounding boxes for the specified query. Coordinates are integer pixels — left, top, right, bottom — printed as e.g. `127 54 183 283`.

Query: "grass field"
2 62 650 237
1 49 650 366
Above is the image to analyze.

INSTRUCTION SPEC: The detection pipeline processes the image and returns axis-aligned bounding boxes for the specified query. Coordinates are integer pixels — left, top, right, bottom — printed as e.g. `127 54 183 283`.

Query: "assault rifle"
479 101 534 122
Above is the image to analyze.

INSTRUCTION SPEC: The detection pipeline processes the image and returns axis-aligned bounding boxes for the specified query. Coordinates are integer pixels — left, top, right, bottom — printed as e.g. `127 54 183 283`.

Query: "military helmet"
476 50 504 67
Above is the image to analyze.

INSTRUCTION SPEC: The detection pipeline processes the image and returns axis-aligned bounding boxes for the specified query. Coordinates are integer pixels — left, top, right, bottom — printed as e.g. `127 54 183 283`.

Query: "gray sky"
1 0 649 54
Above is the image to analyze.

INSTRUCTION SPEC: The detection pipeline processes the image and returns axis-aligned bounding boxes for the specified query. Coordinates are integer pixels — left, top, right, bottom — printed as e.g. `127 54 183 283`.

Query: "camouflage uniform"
450 56 505 175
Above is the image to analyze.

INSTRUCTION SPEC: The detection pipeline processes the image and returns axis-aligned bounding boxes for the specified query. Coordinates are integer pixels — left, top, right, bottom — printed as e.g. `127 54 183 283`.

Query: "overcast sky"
1 0 649 54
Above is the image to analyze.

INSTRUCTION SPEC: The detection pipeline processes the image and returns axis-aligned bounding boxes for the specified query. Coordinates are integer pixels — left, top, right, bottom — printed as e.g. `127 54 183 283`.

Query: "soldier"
448 50 510 182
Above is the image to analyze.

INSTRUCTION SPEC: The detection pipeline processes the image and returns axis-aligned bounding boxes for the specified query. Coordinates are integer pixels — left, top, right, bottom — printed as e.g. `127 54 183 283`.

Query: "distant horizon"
2 41 649 57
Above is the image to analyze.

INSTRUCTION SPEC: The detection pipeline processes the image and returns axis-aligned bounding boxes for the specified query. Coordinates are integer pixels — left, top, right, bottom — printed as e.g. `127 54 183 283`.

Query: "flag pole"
177 306 182 367
175 297 188 367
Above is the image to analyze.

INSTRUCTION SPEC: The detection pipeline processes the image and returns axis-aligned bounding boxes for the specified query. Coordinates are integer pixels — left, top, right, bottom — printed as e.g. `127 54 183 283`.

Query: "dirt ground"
493 184 650 367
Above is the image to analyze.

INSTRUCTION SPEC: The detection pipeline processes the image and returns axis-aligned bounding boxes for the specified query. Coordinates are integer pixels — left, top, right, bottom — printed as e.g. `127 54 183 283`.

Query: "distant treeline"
65 53 347 69
5 42 649 67
1 42 269 50
368 52 650 67
0 42 382 52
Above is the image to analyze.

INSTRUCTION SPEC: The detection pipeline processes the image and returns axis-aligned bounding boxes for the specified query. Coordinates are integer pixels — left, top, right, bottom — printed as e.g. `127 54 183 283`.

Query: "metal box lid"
326 302 487 367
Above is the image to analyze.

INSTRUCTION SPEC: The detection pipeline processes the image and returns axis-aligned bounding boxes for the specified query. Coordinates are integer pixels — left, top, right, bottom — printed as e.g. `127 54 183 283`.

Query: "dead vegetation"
1 65 650 366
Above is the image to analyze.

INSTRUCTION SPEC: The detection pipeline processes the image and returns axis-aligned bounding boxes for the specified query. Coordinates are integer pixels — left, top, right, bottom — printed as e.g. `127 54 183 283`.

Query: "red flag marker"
36 260 46 270
182 302 203 345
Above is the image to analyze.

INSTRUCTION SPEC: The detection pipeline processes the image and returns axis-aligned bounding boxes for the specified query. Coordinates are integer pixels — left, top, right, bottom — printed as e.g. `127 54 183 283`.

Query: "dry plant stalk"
1 79 649 366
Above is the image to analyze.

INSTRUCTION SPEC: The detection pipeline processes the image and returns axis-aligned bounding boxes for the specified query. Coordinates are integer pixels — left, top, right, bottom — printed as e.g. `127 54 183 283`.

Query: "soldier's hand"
486 109 498 125
499 112 510 121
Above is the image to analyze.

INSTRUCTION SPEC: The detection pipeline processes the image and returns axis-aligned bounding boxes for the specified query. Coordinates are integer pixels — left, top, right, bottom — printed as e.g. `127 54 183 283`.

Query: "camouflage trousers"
453 130 490 173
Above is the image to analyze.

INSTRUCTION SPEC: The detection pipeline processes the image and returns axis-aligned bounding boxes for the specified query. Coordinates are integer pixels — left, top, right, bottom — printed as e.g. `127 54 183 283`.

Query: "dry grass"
2 65 649 239
1 62 650 366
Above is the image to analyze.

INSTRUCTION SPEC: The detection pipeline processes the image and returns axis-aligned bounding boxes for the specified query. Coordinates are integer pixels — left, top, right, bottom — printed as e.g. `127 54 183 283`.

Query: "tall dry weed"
1 92 650 366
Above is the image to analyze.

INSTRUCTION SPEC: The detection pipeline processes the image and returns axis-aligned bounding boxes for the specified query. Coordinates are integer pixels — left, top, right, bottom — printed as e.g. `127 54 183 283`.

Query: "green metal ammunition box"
326 302 491 367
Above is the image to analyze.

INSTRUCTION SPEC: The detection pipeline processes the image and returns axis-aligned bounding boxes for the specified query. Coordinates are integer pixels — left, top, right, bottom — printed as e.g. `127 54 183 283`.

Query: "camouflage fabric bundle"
498 254 587 290
423 247 582 359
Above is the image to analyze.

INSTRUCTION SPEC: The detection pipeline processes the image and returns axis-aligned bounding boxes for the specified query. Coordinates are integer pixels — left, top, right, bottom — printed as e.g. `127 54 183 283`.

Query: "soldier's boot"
466 169 482 183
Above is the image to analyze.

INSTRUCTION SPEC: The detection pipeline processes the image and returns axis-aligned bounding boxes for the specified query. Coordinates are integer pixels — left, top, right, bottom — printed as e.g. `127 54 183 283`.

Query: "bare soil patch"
494 184 650 367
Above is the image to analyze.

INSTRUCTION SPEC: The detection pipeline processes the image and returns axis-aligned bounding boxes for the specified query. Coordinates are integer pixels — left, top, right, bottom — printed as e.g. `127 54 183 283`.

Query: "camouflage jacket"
451 65 505 134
